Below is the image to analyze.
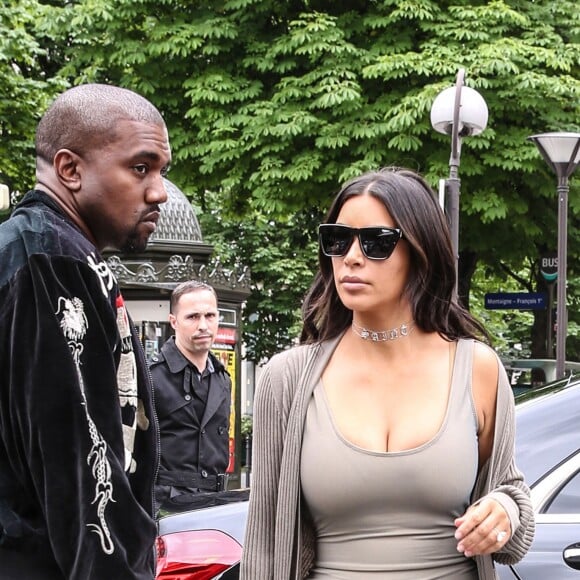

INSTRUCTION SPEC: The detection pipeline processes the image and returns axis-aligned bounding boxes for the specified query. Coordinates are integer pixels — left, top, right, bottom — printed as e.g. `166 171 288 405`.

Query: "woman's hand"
454 498 511 557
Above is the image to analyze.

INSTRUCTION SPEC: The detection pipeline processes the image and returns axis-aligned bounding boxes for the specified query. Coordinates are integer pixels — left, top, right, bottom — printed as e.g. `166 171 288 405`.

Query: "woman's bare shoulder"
472 341 500 386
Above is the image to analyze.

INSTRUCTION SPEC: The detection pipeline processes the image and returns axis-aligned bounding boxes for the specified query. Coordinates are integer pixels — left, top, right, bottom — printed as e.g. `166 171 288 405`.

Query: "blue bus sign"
485 292 547 310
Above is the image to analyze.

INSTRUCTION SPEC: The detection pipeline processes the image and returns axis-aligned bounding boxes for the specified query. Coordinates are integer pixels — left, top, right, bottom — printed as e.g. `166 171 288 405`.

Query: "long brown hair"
300 167 489 344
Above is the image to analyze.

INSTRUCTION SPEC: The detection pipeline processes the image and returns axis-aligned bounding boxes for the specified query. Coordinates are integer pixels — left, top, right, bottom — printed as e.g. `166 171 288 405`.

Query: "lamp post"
430 69 489 292
528 132 580 379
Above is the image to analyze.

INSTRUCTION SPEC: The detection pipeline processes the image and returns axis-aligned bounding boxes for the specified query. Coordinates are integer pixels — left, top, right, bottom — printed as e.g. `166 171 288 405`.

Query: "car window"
515 379 580 486
545 470 580 514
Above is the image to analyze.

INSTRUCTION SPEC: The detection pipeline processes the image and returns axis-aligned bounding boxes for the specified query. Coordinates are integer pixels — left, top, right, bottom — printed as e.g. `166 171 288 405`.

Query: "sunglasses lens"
319 225 401 259
319 226 353 256
360 228 400 259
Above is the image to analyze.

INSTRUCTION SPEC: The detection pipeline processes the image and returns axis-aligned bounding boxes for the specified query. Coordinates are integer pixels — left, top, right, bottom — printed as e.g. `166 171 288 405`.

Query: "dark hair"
170 281 217 314
35 84 166 164
300 167 489 344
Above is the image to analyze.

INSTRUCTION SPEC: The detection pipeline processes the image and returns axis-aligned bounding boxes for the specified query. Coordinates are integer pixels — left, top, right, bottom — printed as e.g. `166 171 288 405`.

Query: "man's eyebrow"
131 150 172 166
133 151 162 161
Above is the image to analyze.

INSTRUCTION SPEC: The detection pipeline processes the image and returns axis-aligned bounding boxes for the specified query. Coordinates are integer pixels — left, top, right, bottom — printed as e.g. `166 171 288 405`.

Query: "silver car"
498 376 580 578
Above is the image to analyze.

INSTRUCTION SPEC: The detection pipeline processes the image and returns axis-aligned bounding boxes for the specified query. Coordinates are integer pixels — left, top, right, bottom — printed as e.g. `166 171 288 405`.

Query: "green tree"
0 0 66 200
198 191 319 359
8 0 580 361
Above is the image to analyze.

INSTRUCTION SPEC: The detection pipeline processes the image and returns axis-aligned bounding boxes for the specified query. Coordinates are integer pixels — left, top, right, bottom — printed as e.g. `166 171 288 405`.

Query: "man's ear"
53 149 82 192
169 314 177 330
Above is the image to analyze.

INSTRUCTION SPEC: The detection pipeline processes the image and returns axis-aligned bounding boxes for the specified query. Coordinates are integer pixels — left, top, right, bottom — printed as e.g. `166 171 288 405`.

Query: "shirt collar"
161 336 218 375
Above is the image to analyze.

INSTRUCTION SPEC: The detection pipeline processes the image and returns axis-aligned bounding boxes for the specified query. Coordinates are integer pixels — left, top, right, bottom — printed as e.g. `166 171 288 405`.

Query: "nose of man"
147 175 168 205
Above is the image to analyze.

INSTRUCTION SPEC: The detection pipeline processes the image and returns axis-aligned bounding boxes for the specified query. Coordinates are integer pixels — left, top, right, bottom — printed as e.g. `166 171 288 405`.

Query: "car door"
499 451 580 579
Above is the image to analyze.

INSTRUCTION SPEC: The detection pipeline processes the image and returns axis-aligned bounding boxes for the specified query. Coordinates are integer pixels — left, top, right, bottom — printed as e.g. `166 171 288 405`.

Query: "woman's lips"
340 276 368 290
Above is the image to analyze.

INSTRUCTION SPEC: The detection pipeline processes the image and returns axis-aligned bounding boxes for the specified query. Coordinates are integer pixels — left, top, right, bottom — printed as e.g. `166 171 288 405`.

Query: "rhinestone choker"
351 320 414 342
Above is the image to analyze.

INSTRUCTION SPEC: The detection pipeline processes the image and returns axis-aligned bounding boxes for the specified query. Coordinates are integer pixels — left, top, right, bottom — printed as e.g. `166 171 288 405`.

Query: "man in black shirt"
150 281 232 508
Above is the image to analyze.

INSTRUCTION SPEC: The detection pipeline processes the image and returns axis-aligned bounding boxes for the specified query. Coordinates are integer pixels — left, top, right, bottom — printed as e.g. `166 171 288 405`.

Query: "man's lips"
142 210 160 225
140 210 160 232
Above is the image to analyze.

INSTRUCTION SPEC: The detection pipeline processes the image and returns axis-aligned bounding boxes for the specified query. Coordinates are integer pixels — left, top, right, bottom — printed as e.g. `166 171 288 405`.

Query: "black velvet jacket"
0 191 159 579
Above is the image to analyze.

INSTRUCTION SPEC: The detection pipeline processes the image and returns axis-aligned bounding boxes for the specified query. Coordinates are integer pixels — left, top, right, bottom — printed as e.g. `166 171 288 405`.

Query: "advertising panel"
213 346 236 473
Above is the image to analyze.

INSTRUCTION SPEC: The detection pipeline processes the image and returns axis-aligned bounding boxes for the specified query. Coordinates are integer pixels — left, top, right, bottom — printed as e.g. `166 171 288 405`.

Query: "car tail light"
156 529 242 580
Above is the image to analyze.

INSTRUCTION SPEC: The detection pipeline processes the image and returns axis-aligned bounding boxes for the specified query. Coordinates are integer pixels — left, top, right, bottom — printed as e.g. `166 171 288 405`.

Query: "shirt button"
201 470 208 478
201 429 206 435
185 394 191 401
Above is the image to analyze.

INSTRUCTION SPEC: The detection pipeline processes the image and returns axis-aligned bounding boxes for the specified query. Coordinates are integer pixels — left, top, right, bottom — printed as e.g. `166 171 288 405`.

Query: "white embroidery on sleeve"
56 296 115 555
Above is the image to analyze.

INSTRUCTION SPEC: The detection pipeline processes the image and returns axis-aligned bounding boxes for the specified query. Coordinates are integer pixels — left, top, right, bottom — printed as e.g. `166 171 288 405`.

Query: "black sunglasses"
319 224 403 260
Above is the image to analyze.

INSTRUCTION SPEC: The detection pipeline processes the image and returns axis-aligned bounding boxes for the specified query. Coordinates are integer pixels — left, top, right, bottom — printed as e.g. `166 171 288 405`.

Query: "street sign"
540 253 557 283
485 292 547 310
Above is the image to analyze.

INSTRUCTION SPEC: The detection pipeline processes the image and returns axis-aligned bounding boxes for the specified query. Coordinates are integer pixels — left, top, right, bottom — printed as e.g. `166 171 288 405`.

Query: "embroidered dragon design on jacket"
56 295 115 555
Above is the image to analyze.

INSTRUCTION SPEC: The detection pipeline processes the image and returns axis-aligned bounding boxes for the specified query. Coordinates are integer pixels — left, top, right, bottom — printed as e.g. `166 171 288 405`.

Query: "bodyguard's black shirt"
150 338 231 496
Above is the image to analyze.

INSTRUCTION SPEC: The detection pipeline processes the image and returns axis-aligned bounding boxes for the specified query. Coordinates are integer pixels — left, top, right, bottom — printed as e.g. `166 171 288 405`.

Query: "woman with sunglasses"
241 167 534 580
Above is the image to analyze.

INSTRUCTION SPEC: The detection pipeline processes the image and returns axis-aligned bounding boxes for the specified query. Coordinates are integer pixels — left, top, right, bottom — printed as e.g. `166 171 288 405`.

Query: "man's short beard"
120 231 150 254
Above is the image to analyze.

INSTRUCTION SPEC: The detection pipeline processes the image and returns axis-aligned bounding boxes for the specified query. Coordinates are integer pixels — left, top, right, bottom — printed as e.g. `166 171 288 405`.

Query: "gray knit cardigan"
240 336 535 580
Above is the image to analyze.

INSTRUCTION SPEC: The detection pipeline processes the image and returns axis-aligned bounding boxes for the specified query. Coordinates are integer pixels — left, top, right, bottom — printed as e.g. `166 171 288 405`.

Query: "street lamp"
528 132 580 379
430 69 489 291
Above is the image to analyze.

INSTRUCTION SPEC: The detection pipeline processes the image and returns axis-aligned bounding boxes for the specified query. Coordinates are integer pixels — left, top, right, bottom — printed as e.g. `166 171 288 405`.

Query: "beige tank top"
300 339 479 579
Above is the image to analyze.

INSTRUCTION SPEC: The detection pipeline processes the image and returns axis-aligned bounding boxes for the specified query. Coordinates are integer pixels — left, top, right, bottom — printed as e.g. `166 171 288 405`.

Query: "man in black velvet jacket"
0 84 171 579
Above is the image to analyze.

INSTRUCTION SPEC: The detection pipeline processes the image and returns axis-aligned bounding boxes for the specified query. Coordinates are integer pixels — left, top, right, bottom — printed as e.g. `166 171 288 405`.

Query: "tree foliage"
197 191 319 359
0 0 66 200
3 0 580 360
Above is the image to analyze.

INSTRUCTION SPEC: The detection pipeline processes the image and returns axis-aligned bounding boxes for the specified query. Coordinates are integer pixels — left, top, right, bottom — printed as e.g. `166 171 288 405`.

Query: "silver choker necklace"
351 320 414 342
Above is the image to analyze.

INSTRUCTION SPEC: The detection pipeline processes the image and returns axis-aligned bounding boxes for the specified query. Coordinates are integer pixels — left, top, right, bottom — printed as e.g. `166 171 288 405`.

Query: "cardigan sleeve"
240 362 285 580
475 357 535 566
492 370 535 565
